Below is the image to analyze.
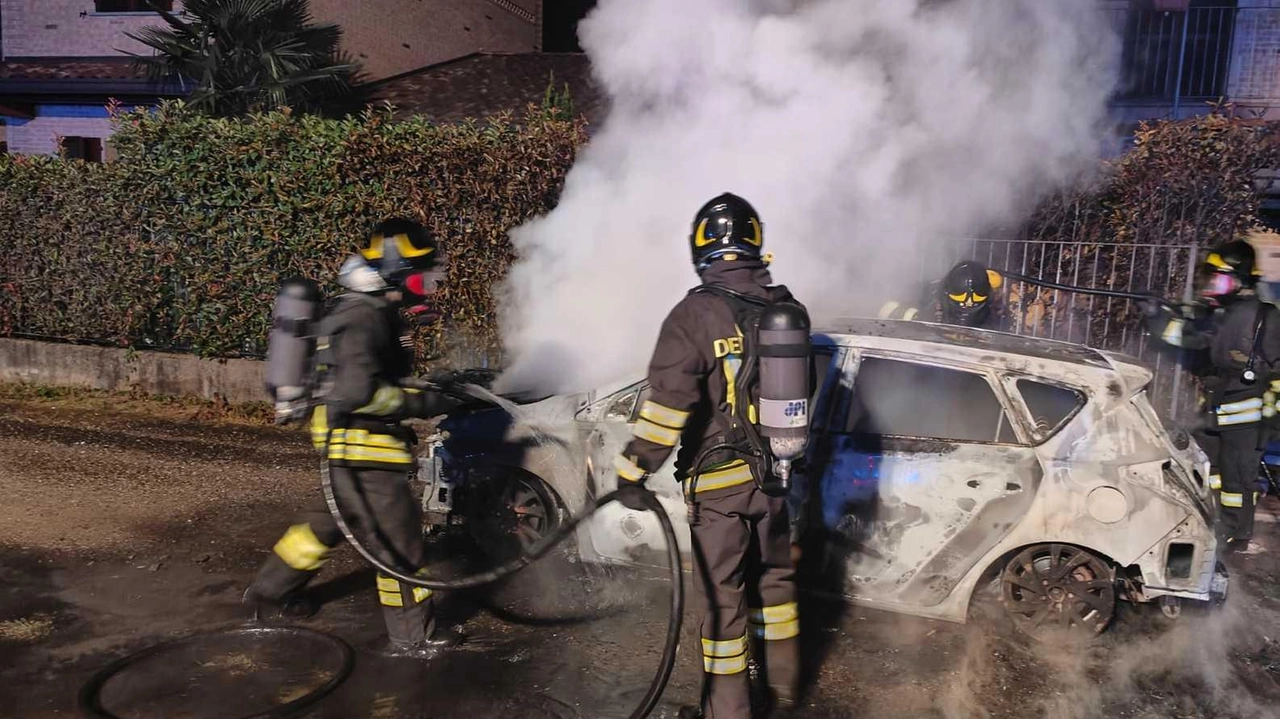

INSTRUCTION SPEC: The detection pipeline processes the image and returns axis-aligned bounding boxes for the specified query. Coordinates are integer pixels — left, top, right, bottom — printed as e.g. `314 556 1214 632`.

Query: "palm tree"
127 0 363 117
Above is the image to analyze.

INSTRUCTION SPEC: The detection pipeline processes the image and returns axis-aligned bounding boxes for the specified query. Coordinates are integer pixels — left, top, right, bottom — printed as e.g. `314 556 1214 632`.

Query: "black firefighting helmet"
359 217 446 296
1199 240 1259 297
941 261 999 327
689 192 764 272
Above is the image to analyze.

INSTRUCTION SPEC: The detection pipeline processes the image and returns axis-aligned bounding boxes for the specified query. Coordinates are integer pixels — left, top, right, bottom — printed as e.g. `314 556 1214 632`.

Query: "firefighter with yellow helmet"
245 217 465 654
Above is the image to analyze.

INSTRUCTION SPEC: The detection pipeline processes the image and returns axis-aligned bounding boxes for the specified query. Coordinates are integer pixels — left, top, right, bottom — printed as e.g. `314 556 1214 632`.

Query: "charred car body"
424 319 1226 636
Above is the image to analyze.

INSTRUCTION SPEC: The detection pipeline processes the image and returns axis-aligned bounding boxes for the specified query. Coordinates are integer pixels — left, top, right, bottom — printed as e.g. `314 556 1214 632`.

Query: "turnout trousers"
249 464 438 645
689 484 800 718
1213 427 1262 543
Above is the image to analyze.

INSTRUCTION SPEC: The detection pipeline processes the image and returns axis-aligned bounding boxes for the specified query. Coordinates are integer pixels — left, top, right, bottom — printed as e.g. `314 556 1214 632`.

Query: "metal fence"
929 238 1201 418
1106 3 1280 114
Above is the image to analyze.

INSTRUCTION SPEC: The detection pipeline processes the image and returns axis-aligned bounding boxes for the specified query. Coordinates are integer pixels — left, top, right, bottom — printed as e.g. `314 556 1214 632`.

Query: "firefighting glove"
401 387 464 419
615 478 656 512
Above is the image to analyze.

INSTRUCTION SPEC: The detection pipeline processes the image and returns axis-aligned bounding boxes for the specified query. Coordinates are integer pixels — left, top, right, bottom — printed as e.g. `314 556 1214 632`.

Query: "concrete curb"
0 337 267 404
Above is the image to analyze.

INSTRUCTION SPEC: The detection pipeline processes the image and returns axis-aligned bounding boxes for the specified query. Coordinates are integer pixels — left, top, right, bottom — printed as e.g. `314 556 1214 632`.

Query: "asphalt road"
1 392 1278 719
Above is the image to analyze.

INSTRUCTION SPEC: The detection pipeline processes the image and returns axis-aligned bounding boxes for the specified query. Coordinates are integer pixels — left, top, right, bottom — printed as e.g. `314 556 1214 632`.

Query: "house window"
62 136 104 163
95 0 172 12
838 357 1017 444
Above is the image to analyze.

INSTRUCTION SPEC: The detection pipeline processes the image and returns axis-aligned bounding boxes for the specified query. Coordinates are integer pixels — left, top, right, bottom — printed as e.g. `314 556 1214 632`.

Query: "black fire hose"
998 270 1169 304
320 454 686 719
77 438 685 719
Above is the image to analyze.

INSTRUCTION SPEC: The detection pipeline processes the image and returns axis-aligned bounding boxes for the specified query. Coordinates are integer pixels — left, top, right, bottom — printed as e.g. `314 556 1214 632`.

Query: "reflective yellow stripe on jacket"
684 459 754 494
327 428 413 465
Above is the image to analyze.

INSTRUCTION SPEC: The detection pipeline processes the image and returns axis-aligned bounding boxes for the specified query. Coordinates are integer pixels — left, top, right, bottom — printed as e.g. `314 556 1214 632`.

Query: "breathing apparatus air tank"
265 277 323 421
756 303 811 491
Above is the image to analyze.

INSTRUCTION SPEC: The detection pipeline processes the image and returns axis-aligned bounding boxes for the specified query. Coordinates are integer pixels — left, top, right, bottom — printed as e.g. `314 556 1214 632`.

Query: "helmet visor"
1199 271 1241 298
403 267 446 298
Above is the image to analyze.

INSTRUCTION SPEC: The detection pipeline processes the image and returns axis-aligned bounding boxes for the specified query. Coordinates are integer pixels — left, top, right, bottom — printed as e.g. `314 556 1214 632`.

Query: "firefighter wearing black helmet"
245 217 466 653
1145 239 1280 553
614 193 808 718
878 260 1004 328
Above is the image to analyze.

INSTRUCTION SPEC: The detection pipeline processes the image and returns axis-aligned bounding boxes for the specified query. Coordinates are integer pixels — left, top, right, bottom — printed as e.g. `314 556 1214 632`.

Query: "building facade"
0 0 542 157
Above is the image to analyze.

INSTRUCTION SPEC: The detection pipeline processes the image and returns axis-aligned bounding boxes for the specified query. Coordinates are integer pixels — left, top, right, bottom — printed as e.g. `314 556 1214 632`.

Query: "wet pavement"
1 392 1279 718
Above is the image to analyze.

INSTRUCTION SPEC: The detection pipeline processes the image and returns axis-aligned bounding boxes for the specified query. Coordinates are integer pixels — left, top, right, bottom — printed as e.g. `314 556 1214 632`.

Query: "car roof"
815 318 1114 369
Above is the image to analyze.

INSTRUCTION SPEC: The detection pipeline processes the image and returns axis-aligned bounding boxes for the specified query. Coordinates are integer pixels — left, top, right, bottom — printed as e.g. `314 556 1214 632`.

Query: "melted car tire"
999 543 1117 641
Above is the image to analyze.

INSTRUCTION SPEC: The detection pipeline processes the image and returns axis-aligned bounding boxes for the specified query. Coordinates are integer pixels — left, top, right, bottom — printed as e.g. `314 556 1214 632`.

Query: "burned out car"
422 319 1226 637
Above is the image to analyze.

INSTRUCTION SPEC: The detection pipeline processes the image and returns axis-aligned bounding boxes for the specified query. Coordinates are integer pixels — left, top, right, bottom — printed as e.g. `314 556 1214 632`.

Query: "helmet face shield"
402 267 446 298
1199 269 1242 299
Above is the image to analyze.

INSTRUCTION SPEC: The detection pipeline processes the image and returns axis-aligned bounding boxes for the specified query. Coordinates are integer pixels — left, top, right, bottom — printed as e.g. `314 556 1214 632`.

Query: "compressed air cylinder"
265 278 322 402
757 303 812 476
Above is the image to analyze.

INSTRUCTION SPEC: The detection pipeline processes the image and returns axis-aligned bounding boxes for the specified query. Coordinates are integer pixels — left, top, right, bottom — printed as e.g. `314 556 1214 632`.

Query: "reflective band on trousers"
701 634 748 675
748 602 800 641
1162 318 1185 345
1221 492 1244 508
750 618 800 641
684 460 754 494
274 523 330 571
701 635 748 657
1209 474 1222 490
748 601 798 624
376 574 432 606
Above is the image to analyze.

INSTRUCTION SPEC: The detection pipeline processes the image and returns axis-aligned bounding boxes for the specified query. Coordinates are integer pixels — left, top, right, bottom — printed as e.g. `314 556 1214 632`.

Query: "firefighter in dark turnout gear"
616 193 806 718
246 218 464 652
1146 240 1280 552
879 260 1004 328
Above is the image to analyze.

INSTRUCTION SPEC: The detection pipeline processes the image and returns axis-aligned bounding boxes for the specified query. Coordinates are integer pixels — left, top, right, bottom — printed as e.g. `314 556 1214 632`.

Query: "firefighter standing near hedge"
614 193 808 718
245 217 465 653
1145 239 1280 554
878 260 1004 329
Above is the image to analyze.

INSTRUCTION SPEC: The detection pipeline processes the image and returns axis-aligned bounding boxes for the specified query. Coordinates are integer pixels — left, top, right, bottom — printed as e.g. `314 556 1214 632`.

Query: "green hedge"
0 102 586 362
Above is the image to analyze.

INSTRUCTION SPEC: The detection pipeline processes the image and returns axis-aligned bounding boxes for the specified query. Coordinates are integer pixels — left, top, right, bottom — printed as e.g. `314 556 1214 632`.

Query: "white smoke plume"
496 0 1120 394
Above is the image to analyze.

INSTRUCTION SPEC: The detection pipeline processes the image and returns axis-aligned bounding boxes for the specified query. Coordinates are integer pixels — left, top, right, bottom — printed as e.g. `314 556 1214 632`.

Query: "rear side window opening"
838 356 1019 444
1016 379 1085 442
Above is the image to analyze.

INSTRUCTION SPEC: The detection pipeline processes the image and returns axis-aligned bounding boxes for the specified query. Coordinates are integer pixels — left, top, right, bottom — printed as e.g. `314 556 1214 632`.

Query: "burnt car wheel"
465 467 563 562
999 543 1116 639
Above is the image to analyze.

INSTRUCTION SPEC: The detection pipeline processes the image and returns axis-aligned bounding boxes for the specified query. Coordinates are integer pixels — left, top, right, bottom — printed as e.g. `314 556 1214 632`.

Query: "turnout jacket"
617 261 809 497
1151 294 1280 427
310 293 458 469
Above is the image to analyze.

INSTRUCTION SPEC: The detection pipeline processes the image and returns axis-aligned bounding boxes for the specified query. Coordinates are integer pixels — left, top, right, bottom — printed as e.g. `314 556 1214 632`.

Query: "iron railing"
1106 3 1280 115
932 238 1200 418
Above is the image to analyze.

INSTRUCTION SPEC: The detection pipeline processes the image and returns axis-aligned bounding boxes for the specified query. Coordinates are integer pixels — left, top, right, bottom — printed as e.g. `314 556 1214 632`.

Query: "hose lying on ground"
320 455 685 719
78 450 685 719
78 626 355 719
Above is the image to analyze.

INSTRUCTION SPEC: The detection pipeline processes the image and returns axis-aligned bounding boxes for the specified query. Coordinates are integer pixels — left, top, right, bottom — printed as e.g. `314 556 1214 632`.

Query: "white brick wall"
1 1 182 58
4 115 112 155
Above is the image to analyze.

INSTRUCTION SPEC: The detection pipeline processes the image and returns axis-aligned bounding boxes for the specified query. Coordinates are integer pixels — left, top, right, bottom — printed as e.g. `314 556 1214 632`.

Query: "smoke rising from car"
495 0 1119 394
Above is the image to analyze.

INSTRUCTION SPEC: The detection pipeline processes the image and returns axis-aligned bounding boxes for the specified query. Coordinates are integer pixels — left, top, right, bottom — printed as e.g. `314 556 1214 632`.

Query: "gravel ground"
1 392 1279 718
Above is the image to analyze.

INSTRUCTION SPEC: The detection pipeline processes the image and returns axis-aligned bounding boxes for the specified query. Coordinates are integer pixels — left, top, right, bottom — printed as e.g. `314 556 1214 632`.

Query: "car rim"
1000 543 1115 637
506 478 550 548
469 471 555 557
